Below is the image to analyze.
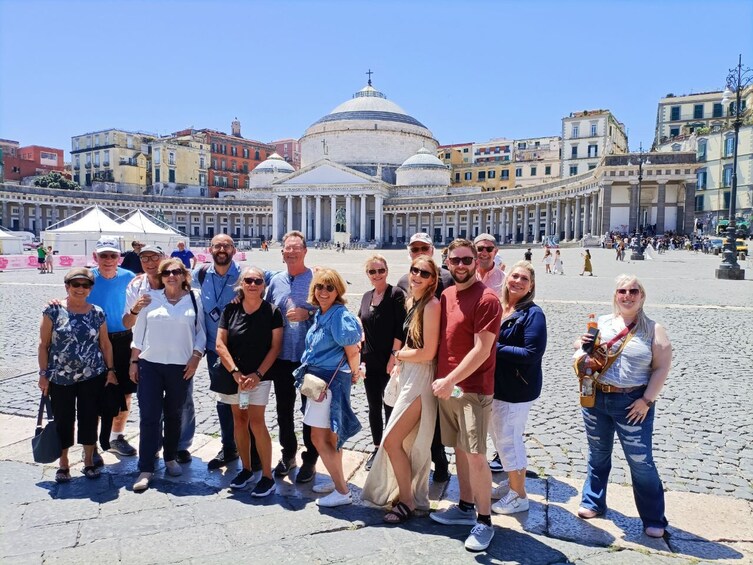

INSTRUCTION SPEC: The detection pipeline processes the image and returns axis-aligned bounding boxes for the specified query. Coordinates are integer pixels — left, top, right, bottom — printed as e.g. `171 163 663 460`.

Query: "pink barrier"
0 251 247 271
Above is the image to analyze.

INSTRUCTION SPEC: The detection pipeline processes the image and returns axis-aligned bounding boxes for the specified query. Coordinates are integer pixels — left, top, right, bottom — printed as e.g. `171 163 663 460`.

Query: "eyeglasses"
68 281 92 289
243 277 264 285
314 283 336 292
160 269 184 277
476 246 495 253
616 288 640 296
283 245 304 252
140 255 161 263
367 268 387 276
97 253 119 260
211 243 233 251
410 266 433 279
409 245 431 254
448 256 475 266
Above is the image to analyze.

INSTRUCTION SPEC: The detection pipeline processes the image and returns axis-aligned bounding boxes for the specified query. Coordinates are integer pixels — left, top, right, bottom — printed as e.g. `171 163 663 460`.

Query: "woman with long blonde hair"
362 255 440 524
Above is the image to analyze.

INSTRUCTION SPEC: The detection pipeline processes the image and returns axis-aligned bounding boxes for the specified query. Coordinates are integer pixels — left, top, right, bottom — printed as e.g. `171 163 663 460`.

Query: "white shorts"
216 380 272 407
491 399 533 471
302 389 332 429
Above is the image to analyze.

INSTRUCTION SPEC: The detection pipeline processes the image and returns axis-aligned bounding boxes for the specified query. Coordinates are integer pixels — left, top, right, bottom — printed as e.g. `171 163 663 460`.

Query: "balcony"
94 162 100 168
73 165 80 170
103 161 110 167
84 163 91 169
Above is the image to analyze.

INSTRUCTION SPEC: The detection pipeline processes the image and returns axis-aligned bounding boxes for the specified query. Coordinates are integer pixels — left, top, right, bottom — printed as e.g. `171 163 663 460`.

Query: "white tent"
0 228 24 255
117 210 185 251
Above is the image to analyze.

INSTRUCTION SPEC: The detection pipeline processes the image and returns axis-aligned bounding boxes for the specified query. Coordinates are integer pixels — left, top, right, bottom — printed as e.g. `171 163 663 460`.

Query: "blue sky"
1 0 751 159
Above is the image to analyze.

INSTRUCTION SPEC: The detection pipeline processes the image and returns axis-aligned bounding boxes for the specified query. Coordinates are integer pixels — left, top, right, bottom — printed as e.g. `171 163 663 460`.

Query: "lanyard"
210 270 231 305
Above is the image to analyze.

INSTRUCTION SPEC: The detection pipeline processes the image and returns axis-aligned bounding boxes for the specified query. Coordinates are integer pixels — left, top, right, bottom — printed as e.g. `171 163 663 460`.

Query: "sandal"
383 501 413 524
55 468 71 483
83 465 101 480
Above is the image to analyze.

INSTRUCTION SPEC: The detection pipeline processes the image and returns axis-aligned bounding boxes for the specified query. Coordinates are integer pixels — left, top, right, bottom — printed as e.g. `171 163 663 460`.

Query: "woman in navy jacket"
490 260 547 515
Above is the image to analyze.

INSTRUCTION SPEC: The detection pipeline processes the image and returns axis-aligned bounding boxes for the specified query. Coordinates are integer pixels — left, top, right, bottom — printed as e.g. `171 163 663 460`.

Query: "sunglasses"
161 268 185 277
243 277 264 285
314 283 336 292
616 288 641 296
476 246 495 253
410 266 433 279
367 268 387 276
68 281 92 289
448 256 475 266
140 255 161 263
409 245 431 254
97 253 119 260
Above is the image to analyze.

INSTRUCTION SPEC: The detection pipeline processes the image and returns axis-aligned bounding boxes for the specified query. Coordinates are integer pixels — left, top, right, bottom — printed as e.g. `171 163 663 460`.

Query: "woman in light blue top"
294 268 363 508
575 274 672 539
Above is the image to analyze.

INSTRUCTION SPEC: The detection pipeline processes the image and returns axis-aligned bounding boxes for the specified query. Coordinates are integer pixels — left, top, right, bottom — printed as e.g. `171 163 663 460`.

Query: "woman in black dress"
358 254 406 470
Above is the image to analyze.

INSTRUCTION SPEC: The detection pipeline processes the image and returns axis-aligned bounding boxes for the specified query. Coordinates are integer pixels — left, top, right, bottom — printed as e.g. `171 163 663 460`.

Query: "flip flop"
55 468 71 483
83 465 101 479
383 501 413 524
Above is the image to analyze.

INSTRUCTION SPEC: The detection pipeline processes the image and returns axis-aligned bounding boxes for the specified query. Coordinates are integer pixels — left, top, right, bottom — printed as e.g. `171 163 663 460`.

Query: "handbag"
383 373 400 407
573 322 635 407
31 393 62 464
300 356 347 402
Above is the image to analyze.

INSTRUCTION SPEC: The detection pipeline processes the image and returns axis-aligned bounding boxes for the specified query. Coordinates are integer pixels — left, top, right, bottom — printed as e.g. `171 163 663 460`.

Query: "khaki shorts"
438 392 492 454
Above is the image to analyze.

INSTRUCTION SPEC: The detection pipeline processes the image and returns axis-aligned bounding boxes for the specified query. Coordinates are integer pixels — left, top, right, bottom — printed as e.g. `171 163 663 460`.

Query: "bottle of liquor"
587 313 597 330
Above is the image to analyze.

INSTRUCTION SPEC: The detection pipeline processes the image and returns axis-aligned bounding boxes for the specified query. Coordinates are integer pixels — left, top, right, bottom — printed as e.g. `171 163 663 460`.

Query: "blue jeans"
137 361 190 473
580 387 668 529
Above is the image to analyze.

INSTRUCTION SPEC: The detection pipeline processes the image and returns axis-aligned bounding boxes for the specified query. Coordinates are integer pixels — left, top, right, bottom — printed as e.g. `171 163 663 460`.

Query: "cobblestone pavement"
2 246 752 502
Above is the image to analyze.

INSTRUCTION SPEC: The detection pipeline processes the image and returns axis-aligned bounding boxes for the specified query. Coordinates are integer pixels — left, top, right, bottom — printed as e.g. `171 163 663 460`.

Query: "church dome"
396 148 450 187
300 81 438 177
253 152 295 174
398 147 447 170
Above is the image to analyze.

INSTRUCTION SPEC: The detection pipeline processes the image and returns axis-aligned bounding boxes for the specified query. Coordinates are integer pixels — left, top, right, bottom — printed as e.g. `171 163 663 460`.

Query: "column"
359 194 367 242
390 213 397 244
271 196 279 241
582 194 590 235
330 195 337 242
564 199 572 241
590 192 599 235
599 183 612 235
1 201 8 228
441 212 447 244
200 212 207 238
300 195 308 240
374 195 383 243
682 181 696 234
453 210 460 241
511 205 518 243
544 201 551 239
656 182 666 234
476 207 483 236
34 204 41 233
429 210 435 242
345 195 352 238
574 195 582 240
285 195 293 236
315 195 322 241
533 202 541 243
522 204 529 243
500 207 507 243
466 208 473 239
555 200 563 240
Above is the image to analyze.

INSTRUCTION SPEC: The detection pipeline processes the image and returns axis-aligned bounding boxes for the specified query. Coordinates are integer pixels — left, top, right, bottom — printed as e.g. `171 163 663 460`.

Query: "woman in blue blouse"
295 269 363 508
490 261 547 515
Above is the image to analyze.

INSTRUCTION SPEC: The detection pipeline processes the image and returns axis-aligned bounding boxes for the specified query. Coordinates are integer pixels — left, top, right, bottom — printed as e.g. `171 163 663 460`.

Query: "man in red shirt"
430 238 502 552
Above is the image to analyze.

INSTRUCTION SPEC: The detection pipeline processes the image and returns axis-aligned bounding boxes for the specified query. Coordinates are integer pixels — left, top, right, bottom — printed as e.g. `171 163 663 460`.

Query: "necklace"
370 287 386 309
166 292 185 305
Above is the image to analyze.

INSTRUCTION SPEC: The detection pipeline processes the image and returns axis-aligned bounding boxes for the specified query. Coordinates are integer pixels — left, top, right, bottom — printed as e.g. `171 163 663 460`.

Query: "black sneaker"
109 435 137 457
488 453 504 473
295 463 316 484
229 469 254 489
208 449 239 470
433 466 451 483
273 457 297 477
251 476 276 497
365 449 378 471
176 450 192 464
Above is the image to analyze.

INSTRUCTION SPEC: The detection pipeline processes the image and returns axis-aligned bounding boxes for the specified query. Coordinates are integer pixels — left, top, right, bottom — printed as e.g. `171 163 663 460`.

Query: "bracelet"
395 350 400 361
107 367 115 372
192 352 203 359
642 396 655 407
129 308 139 315
130 360 139 364
254 370 263 379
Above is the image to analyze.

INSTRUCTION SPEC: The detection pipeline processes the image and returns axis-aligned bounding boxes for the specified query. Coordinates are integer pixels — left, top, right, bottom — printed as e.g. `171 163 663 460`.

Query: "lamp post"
715 54 751 280
630 143 649 260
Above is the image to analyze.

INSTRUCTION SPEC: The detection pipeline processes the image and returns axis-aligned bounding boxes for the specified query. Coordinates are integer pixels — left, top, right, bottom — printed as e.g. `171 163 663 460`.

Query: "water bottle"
286 297 299 329
581 379 593 397
357 362 366 385
238 389 250 409
451 386 463 398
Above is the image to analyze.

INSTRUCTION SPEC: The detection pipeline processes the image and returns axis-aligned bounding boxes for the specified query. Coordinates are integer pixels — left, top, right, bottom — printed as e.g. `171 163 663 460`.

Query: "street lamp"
630 143 650 260
716 53 751 280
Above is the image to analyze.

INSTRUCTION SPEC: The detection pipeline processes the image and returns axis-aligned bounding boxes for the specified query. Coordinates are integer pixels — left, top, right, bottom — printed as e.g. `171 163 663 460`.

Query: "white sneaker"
165 460 183 477
492 490 529 515
312 481 336 494
316 489 352 508
491 479 510 499
133 472 153 492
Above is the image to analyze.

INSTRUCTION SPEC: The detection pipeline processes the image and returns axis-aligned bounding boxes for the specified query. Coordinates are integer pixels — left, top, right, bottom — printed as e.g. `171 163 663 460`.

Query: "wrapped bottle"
239 389 250 409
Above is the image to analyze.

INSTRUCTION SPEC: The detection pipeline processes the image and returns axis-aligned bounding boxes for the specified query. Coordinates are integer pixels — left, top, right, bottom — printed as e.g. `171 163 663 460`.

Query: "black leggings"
364 361 393 446
49 375 105 450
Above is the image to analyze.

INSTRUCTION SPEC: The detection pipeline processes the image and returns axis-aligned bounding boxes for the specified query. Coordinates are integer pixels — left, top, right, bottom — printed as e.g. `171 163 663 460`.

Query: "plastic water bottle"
357 362 366 385
238 389 250 409
451 386 463 398
286 297 299 329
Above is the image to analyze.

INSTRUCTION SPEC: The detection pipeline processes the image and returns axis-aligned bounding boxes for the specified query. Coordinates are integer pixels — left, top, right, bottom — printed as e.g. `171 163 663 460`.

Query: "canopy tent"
0 228 24 255
41 206 184 256
119 210 183 236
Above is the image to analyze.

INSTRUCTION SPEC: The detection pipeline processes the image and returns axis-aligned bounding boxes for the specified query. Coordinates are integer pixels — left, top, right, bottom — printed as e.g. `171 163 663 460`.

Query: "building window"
697 139 707 162
94 135 100 147
464 172 472 180
455 173 460 182
155 169 161 183
127 136 134 149
168 152 175 165
515 168 522 177
713 103 723 118
569 165 578 176
723 165 732 187
243 148 249 158
103 150 109 166
590 124 597 136
212 158 218 169
74 138 80 150
231 146 237 157
697 168 707 189
501 170 509 180
233 177 239 189
168 169 175 183
75 156 80 169
571 146 578 158
488 170 496 179
154 149 160 164
199 173 206 186
670 127 680 138
93 152 100 166
478 171 486 181
671 143 682 151
571 125 579 138
463 147 469 153
693 104 704 119
104 133 109 145
724 135 735 157
545 165 551 175
530 166 537 176
587 144 598 158
199 156 205 169
670 106 680 121
243 163 248 173
254 150 260 160
588 163 597 171
518 142 527 150
221 159 226 171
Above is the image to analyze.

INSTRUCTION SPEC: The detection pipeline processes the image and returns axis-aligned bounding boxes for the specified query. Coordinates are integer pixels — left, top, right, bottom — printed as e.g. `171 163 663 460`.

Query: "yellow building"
151 132 209 197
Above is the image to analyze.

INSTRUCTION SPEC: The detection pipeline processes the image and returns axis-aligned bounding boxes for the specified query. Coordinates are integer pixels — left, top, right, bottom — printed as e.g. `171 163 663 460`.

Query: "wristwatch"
38 369 47 377
254 370 263 379
231 366 241 375
642 396 655 407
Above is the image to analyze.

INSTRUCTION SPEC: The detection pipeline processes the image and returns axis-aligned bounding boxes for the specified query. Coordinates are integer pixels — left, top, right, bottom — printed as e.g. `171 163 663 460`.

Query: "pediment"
275 160 382 186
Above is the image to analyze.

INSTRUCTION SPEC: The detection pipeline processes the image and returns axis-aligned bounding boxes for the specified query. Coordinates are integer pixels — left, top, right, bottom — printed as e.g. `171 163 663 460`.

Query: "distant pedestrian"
580 250 593 276
121 241 144 274
44 246 54 274
37 245 47 273
553 250 564 275
524 248 532 262
171 241 196 269
542 249 553 274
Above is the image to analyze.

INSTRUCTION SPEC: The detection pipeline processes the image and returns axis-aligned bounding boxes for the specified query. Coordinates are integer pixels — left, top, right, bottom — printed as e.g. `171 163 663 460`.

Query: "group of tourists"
37 230 673 552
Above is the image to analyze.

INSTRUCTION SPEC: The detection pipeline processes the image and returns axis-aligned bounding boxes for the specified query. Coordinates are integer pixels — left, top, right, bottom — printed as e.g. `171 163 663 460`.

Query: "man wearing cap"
473 234 505 297
122 245 164 331
87 236 137 460
121 241 144 274
396 232 453 482
171 241 196 270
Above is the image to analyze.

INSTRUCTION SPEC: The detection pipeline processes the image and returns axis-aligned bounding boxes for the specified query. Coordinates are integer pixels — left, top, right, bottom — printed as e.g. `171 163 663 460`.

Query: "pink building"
270 138 301 169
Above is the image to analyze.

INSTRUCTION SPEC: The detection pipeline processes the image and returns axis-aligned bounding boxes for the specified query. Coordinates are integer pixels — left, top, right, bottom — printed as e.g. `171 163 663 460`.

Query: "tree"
34 171 80 190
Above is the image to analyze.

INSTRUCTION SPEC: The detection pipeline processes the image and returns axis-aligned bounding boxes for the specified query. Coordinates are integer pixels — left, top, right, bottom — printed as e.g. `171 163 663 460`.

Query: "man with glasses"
122 245 165 331
265 230 319 483
473 233 505 296
121 240 145 274
396 232 453 482
430 239 502 552
87 236 137 460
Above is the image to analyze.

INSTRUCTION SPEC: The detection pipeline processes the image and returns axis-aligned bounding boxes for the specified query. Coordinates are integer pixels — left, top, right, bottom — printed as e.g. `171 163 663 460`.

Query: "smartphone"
582 327 600 354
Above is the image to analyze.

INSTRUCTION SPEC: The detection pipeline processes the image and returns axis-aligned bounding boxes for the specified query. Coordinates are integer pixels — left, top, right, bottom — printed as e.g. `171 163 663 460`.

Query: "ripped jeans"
580 387 668 529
